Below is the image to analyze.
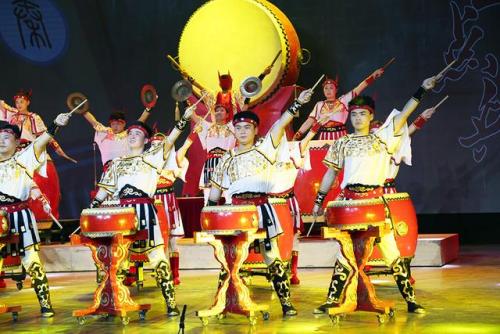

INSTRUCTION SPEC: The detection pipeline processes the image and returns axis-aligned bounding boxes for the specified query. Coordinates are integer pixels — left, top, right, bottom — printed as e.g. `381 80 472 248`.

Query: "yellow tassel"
174 101 180 121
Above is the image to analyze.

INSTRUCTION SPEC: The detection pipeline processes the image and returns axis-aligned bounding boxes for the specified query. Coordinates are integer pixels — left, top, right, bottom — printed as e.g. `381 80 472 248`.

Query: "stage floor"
0 245 499 333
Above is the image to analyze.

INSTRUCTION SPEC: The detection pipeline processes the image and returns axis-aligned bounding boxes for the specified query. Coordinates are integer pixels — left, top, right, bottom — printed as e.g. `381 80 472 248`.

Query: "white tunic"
93 121 129 165
198 119 236 153
270 138 311 193
307 92 353 124
323 109 410 188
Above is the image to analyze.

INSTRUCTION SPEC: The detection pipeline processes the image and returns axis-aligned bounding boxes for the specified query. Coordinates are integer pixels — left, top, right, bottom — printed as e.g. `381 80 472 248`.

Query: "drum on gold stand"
0 211 22 321
194 205 270 326
241 198 294 278
70 206 151 325
321 198 395 324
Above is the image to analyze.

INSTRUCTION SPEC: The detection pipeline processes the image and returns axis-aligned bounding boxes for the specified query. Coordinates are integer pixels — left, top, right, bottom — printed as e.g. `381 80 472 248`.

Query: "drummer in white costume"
312 75 438 315
209 89 313 317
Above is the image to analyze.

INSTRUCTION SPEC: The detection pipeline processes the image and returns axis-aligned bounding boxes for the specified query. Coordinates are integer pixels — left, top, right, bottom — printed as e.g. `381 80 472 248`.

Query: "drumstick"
68 99 88 116
311 74 326 92
70 226 80 236
269 50 282 68
306 215 317 238
436 60 457 80
382 57 396 70
433 95 449 110
49 213 63 230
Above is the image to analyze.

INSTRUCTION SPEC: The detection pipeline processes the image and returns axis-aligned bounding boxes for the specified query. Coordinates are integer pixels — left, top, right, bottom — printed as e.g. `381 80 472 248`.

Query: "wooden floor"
0 245 499 333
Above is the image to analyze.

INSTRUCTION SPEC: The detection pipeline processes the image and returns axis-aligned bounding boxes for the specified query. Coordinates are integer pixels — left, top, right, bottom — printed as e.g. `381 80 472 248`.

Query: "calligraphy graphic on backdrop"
0 0 68 64
435 0 500 163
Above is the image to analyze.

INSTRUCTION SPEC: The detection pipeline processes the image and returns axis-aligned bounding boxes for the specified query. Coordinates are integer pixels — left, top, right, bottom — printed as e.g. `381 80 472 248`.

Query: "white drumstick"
311 74 326 92
433 95 449 110
70 226 80 236
49 213 63 230
306 215 317 238
436 60 457 79
68 99 88 116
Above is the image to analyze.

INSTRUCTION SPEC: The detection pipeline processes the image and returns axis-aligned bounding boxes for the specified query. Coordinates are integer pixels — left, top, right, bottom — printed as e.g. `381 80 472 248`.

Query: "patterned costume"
92 121 128 167
307 92 352 141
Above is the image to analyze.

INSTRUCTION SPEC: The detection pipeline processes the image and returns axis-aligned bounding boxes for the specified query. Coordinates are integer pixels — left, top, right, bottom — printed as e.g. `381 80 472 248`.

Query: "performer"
151 127 200 286
80 108 152 168
194 103 236 204
0 112 72 317
294 66 385 141
269 116 330 285
90 105 196 317
208 88 313 316
311 75 438 315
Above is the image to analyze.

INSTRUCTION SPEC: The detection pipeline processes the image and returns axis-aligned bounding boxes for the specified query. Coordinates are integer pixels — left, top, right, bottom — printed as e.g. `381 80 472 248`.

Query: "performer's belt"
155 186 174 195
232 192 268 206
343 184 383 200
0 200 29 213
321 121 346 132
207 148 227 159
119 197 154 205
269 189 294 199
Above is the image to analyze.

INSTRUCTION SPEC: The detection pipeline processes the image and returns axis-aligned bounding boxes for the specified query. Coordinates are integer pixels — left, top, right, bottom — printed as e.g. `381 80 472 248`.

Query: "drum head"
178 0 301 105
171 80 193 102
66 92 89 114
140 84 158 109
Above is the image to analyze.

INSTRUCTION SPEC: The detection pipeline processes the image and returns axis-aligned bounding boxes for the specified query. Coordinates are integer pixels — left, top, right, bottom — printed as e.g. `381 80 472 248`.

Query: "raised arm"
137 108 152 123
312 168 338 216
298 115 329 155
394 76 437 134
49 139 77 163
176 123 201 162
33 113 71 159
270 89 313 145
81 110 101 129
408 107 437 136
350 67 385 98
165 104 196 153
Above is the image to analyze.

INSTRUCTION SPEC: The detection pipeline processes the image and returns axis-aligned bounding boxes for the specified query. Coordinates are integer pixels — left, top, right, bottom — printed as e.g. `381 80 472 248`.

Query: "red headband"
109 119 126 124
0 128 18 137
128 125 150 138
349 105 375 114
232 117 258 127
323 77 338 88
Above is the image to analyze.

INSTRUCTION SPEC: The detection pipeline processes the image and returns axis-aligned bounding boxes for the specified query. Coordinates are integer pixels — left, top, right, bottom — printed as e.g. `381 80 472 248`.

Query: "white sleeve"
375 109 411 162
255 129 280 163
197 120 211 150
143 140 172 171
16 143 46 176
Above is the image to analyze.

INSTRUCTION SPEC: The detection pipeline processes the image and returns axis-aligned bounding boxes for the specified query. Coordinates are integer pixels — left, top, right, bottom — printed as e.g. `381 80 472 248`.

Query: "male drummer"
312 75 439 315
90 105 196 317
208 89 313 317
80 108 152 168
0 112 72 317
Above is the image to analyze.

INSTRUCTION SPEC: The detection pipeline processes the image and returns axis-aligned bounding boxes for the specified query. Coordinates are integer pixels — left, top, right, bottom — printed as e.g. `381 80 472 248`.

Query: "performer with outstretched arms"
0 112 72 317
311 75 438 315
90 105 195 317
208 88 313 317
294 66 385 141
80 108 152 168
194 103 236 204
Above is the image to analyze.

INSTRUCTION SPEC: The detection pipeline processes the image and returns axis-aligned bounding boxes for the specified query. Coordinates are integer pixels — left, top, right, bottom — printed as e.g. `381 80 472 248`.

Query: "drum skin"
325 198 386 231
369 193 418 262
294 141 342 216
200 205 258 233
244 198 294 265
178 0 301 106
80 207 138 238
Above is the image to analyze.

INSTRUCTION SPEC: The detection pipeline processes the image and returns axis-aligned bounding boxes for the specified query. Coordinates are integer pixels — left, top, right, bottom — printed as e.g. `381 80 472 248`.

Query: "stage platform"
34 233 459 273
0 245 498 333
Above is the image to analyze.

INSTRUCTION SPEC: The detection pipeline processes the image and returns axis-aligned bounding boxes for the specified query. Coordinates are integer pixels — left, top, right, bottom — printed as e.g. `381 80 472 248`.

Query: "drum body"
325 197 386 231
369 193 418 263
200 204 258 233
294 141 343 219
80 207 138 238
244 198 294 266
178 0 301 106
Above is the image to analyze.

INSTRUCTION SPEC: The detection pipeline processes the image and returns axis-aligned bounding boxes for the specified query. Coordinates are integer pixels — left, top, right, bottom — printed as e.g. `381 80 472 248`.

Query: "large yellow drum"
178 0 302 106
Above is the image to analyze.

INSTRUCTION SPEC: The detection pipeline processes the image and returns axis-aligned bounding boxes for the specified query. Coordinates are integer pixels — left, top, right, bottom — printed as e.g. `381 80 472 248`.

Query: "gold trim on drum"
201 204 257 213
101 200 121 207
81 207 136 216
333 221 386 231
383 192 410 201
395 221 409 237
326 198 384 208
203 229 255 235
268 198 287 205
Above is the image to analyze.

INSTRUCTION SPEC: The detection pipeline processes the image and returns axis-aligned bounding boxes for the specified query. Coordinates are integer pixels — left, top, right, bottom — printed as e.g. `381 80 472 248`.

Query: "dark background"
1 1 499 240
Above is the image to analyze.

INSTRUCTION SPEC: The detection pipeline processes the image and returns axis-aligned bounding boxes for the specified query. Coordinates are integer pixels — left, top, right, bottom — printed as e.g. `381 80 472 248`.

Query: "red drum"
294 140 343 218
244 198 294 266
154 200 170 249
80 207 138 238
325 198 386 231
0 211 21 270
369 193 418 263
31 160 61 221
200 205 258 233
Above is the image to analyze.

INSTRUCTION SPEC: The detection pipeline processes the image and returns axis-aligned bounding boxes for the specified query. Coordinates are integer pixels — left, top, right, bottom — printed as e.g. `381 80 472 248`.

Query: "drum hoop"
82 231 135 238
329 221 386 231
202 229 257 236
326 198 384 208
81 207 136 216
383 192 410 201
179 0 297 105
201 204 257 213
268 198 287 205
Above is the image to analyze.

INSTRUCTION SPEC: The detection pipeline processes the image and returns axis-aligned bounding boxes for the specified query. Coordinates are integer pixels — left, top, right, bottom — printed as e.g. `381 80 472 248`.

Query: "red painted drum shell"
200 205 258 233
325 198 386 230
80 206 138 238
